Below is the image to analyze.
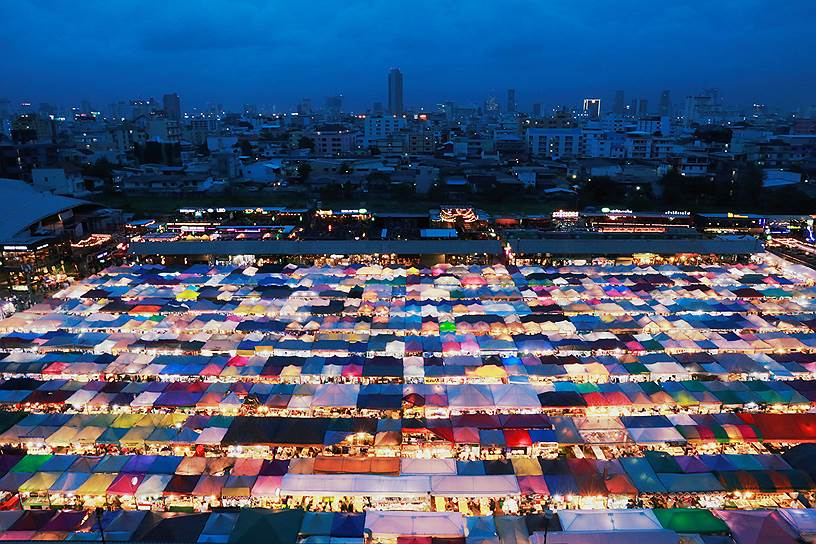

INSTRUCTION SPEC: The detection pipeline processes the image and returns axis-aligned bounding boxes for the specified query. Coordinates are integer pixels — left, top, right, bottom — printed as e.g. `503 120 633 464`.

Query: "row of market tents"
52 263 812 297
4 377 816 412
8 304 816 334
5 328 816 358
0 352 813 382
5 411 816 448
2 264 814 343
5 446 816 498
0 507 814 543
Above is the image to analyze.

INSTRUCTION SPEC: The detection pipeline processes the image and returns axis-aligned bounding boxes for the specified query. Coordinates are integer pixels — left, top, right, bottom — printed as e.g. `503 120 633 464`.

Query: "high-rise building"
163 93 181 120
130 98 154 120
532 103 542 117
11 113 55 143
388 68 404 115
659 90 671 116
613 90 625 115
484 96 499 114
638 99 649 116
684 90 723 125
325 95 343 119
506 89 517 113
297 98 312 116
583 98 601 120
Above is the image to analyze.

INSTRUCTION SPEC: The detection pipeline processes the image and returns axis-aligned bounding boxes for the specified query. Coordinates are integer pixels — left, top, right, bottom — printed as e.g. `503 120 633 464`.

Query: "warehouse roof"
129 239 503 256
0 179 93 242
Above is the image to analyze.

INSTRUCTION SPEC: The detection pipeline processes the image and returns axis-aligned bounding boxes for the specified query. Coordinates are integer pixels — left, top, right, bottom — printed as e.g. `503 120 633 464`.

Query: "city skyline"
1 83 807 119
3 1 815 111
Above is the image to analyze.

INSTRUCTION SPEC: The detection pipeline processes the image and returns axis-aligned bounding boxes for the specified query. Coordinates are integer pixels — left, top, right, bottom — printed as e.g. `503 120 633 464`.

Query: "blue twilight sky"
3 0 815 112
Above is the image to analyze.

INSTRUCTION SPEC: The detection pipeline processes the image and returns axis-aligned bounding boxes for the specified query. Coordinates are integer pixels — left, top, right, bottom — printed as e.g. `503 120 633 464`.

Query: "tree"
427 182 445 201
81 158 116 193
236 139 253 156
81 157 114 179
578 176 618 207
320 183 346 201
392 183 414 199
660 169 712 209
133 141 181 165
694 125 732 144
733 164 763 208
761 186 816 213
366 171 390 190
658 168 687 207
296 162 312 180
297 136 314 151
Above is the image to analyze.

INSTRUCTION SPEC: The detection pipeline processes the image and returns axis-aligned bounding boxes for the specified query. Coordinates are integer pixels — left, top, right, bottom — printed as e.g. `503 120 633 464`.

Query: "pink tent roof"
715 510 798 544
107 473 145 496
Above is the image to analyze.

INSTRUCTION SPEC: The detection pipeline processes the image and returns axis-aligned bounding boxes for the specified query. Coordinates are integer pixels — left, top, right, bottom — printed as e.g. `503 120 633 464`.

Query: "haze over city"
4 0 816 111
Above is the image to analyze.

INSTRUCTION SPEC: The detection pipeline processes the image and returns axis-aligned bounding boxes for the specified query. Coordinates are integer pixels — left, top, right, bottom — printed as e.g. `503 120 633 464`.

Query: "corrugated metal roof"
509 236 762 256
129 239 503 256
0 179 91 242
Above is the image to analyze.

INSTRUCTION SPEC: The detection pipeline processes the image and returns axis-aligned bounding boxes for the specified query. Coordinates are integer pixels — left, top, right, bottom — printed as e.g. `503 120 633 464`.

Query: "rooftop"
0 178 93 243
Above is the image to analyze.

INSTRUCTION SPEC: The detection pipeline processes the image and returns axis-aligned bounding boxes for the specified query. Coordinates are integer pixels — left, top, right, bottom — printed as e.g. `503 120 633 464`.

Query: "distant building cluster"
1 77 815 201
0 72 816 302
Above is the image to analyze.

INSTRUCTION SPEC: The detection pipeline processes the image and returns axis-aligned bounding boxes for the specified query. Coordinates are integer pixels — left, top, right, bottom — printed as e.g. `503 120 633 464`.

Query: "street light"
95 507 107 544
542 507 554 544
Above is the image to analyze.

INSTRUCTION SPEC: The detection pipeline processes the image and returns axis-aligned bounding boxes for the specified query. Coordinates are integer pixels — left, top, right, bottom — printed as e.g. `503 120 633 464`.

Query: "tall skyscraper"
613 90 625 115
388 68 404 115
506 89 517 113
659 90 671 116
297 98 312 116
163 93 181 120
484 96 499 114
532 103 542 117
638 98 649 115
325 95 343 119
583 98 601 120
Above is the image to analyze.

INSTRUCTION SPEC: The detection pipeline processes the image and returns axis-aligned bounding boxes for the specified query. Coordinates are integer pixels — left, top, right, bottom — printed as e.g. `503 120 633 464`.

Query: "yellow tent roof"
472 365 508 379
76 473 117 496
110 413 143 429
19 472 60 493
511 458 542 476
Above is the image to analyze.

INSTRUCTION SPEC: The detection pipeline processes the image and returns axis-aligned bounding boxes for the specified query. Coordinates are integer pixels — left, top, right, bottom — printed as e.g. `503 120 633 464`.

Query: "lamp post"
95 507 107 544
542 507 554 544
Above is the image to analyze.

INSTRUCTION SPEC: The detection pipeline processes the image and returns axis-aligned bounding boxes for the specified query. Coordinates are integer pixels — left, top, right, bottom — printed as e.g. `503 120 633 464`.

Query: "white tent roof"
627 427 686 443
312 383 360 408
400 458 457 475
365 511 464 537
430 475 520 497
780 508 816 537
558 510 663 533
135 474 172 498
280 474 431 497
447 384 494 409
534 530 679 544
489 384 541 408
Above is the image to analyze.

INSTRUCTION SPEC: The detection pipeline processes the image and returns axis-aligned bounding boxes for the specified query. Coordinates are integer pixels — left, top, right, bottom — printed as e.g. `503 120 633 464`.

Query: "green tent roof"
229 508 304 544
11 454 53 473
653 508 728 534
